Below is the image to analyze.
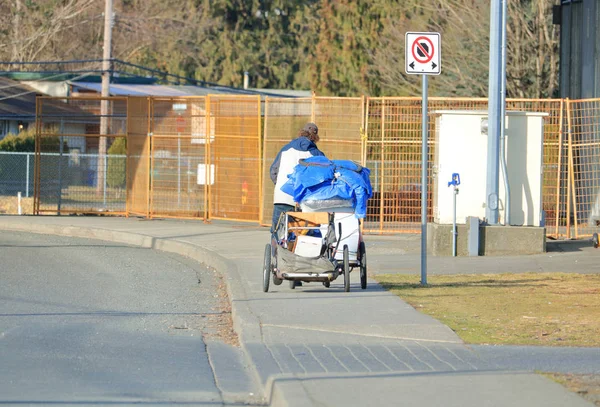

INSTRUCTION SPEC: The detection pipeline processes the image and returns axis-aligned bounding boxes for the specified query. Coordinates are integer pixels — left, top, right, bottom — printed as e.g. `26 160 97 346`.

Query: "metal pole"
103 153 107 207
178 134 181 207
58 135 63 213
26 152 30 197
421 74 428 286
452 187 457 257
98 0 113 196
12 0 21 61
486 0 503 224
499 0 510 225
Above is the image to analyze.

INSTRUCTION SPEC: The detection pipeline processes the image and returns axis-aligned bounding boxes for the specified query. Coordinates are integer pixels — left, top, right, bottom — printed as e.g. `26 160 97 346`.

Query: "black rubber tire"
323 281 330 288
359 241 367 290
263 244 271 293
289 280 296 289
343 245 350 292
272 246 282 285
594 233 599 249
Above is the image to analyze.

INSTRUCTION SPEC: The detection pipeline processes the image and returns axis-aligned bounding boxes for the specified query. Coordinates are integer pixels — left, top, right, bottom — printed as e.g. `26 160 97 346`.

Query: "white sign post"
405 32 441 286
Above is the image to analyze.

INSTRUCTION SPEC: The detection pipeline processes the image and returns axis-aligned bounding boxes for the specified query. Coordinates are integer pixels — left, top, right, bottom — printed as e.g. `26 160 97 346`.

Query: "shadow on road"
546 240 594 253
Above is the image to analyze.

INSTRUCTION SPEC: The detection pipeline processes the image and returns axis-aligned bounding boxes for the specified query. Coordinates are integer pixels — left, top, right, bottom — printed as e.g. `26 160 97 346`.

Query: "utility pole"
98 0 113 197
13 0 22 62
485 0 505 224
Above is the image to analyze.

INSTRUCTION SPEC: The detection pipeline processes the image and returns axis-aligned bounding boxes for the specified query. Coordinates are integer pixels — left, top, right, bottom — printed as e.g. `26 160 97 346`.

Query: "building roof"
0 77 39 120
0 76 311 122
0 77 92 122
69 81 311 99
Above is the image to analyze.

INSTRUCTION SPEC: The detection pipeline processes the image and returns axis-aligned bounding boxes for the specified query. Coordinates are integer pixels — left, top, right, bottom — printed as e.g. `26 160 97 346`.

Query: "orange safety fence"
35 95 262 222
149 97 208 219
33 95 591 240
364 97 435 234
261 96 364 226
567 98 600 238
127 96 150 217
363 97 566 237
505 99 567 239
147 95 261 221
261 97 311 226
207 95 262 222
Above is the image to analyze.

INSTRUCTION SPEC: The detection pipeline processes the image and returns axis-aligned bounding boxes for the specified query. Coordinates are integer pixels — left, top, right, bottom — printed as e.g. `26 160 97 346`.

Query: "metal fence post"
178 134 181 207
58 135 64 213
26 152 30 198
104 153 108 207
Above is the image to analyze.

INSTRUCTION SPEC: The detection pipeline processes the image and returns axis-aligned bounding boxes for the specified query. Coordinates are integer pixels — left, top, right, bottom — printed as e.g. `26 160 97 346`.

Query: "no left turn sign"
405 32 441 75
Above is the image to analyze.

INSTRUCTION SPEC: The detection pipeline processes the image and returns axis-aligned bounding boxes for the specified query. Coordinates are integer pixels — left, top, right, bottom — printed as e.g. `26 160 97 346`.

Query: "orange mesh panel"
568 99 600 238
261 97 363 226
364 97 565 236
262 98 312 225
127 96 150 216
208 95 261 222
149 97 207 219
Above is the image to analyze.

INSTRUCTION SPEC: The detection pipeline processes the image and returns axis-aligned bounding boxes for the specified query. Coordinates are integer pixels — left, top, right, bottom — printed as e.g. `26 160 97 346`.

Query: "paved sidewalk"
0 215 597 406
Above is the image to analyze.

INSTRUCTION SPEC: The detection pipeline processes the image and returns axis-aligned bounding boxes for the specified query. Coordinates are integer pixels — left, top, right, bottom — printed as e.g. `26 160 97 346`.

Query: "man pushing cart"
263 139 372 293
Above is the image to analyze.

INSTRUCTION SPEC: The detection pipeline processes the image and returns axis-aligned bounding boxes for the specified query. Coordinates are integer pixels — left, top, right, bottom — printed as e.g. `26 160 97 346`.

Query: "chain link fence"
1 150 126 214
0 151 34 197
35 97 128 214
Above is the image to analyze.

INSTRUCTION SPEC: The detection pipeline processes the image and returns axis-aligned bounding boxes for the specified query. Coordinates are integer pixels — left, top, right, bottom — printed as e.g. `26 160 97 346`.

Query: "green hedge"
0 129 35 152
107 137 127 188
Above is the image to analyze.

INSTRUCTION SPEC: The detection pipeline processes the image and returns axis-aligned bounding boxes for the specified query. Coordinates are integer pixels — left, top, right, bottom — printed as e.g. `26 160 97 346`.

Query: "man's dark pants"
271 203 295 235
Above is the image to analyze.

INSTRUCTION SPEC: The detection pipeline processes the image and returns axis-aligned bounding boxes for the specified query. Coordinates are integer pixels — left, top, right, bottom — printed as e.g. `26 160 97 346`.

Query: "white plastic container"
332 213 360 262
294 235 323 257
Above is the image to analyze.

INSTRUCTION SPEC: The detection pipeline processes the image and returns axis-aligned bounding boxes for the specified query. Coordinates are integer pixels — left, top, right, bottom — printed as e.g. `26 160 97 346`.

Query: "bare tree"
372 0 490 97
0 0 100 63
506 0 559 98
372 0 559 98
112 0 214 65
0 0 213 81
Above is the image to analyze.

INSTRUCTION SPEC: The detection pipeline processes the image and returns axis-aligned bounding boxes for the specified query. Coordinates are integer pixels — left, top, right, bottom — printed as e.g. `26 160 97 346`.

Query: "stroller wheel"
343 245 350 293
262 244 271 293
359 241 367 290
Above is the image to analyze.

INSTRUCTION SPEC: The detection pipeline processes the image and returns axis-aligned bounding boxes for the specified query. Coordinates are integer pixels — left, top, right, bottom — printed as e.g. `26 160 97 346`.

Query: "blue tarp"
281 156 373 218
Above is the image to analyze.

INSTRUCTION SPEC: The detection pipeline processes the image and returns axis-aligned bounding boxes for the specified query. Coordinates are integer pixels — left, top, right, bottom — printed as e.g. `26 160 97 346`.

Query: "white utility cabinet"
433 110 547 226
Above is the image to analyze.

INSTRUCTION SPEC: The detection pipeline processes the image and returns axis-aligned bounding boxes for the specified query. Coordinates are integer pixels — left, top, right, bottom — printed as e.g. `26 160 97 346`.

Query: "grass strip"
374 273 600 347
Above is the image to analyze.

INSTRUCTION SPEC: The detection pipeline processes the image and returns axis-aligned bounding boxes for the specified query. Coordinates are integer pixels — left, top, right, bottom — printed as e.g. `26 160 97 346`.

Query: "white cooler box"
332 213 359 262
294 235 323 258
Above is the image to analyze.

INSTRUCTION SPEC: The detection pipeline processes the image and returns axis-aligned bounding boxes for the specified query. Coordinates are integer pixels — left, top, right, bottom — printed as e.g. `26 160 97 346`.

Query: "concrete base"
427 223 546 256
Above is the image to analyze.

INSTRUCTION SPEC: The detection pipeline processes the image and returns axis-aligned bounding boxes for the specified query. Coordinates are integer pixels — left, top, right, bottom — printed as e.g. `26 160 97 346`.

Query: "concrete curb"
0 223 268 402
263 370 594 407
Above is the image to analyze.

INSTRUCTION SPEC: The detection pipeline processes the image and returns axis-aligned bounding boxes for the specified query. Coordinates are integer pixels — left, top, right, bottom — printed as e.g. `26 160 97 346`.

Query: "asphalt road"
0 232 226 405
